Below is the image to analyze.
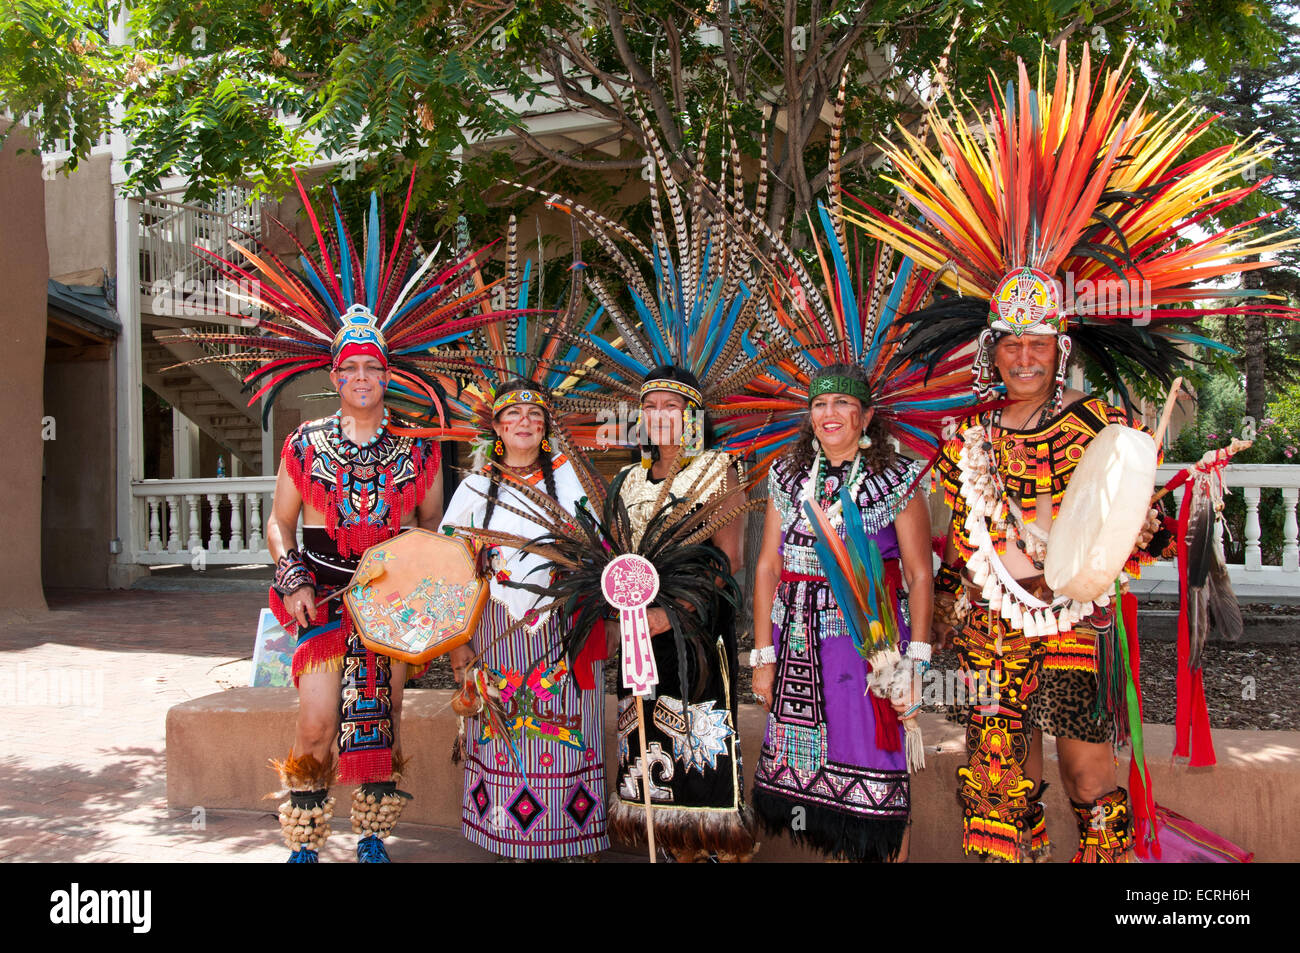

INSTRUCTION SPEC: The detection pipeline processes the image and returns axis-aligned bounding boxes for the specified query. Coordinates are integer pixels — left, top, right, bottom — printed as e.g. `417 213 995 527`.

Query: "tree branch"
599 0 684 154
507 124 646 170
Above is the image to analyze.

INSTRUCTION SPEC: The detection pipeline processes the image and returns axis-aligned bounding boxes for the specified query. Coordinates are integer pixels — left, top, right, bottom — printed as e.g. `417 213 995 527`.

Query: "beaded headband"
808 373 871 405
639 379 703 406
492 388 548 416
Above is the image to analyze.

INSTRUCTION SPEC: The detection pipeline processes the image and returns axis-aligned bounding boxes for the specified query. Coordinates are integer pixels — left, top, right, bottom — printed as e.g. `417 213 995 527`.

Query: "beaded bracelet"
935 563 964 596
273 549 316 597
749 645 777 667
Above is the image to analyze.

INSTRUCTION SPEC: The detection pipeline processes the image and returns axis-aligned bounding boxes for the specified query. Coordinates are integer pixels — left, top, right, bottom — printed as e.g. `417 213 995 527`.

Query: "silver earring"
810 436 820 453
858 431 872 450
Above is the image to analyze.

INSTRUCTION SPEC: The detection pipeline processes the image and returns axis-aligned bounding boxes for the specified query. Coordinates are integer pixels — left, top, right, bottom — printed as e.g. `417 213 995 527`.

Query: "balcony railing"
129 466 1300 597
1135 463 1300 595
130 477 285 566
138 188 263 311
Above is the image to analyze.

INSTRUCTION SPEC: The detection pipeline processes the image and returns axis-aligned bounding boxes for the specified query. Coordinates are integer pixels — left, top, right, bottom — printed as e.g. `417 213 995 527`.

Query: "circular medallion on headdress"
989 267 1065 335
331 304 388 366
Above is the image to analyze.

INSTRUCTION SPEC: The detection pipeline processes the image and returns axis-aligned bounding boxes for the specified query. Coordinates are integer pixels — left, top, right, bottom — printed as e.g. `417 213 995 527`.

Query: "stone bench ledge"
166 688 1298 862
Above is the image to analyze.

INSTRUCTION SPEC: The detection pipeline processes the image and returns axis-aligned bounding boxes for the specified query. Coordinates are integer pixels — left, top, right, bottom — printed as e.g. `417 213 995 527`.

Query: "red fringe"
282 423 442 559
1168 469 1216 766
289 612 349 686
338 748 393 784
963 816 1021 860
872 693 902 752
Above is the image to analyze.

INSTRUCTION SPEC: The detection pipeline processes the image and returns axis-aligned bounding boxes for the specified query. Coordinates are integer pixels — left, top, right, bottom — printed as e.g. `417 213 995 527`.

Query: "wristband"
273 548 316 597
935 563 963 596
906 641 933 664
749 645 777 667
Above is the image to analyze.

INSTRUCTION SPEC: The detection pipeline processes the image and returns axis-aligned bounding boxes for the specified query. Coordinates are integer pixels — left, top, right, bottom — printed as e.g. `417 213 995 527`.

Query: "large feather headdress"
161 170 524 426
391 213 610 461
845 44 1298 411
520 117 792 438
713 200 980 474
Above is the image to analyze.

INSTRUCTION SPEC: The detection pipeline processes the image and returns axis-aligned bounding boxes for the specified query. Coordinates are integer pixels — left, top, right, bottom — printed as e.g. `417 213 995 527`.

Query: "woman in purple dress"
751 363 934 862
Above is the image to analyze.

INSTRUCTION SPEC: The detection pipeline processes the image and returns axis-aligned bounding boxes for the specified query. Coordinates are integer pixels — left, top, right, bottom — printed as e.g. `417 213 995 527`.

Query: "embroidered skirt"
461 601 609 859
752 579 910 862
610 599 757 858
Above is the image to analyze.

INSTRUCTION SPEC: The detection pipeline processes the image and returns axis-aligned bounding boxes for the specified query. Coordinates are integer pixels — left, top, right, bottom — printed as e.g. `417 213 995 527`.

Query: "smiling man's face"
992 333 1057 403
331 356 390 411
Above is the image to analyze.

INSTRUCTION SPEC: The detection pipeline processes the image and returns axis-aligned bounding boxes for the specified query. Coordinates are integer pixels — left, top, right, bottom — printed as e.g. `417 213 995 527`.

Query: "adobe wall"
0 124 50 612
44 152 115 283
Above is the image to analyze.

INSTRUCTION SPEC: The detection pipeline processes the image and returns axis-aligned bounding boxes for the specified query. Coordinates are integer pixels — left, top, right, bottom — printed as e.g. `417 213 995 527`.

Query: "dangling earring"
973 328 998 396
858 430 872 450
540 436 552 454
1052 334 1073 417
810 436 820 453
493 438 504 457
682 408 702 458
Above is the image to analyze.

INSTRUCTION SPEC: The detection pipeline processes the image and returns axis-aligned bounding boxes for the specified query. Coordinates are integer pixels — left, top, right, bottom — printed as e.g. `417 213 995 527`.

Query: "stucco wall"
44 152 115 283
0 124 51 611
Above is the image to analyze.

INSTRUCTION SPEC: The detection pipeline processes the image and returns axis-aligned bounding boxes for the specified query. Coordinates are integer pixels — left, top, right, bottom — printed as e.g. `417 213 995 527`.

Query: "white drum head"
1045 424 1157 602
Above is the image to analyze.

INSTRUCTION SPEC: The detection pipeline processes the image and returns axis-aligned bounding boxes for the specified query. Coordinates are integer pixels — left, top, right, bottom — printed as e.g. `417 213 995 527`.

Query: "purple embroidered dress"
752 455 919 861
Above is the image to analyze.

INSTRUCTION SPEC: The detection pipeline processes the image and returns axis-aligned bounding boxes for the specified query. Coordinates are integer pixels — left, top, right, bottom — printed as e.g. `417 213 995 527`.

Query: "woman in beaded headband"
481 381 560 528
637 366 712 470
791 366 894 477
440 376 611 860
750 360 935 862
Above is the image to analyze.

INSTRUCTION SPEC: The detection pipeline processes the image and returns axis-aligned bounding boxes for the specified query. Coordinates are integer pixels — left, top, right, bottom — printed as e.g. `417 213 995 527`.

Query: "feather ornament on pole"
1158 437 1251 767
802 489 925 771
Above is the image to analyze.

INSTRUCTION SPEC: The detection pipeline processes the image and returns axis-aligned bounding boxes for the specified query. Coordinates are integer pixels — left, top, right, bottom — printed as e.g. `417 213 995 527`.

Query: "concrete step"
167 689 1296 861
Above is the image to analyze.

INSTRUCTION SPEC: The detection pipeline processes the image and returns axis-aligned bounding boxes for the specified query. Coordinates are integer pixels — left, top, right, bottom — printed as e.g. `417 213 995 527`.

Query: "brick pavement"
0 588 633 863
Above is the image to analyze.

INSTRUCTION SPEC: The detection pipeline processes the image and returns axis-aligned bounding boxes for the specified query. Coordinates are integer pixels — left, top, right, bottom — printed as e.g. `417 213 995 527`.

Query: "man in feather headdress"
850 45 1296 861
169 173 515 862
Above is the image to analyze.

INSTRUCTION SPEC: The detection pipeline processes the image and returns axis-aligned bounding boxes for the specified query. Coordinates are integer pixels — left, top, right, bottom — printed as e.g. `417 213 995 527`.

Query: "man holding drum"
848 45 1294 861
928 325 1172 862
172 175 511 862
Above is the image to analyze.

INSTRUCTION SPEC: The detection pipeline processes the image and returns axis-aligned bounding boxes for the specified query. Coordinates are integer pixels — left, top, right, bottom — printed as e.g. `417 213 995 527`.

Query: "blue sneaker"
356 835 390 863
287 849 319 863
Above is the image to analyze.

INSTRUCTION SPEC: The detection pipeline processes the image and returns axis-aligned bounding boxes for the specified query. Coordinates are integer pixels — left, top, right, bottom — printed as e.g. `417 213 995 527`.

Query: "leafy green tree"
1151 1 1300 421
3 0 1288 233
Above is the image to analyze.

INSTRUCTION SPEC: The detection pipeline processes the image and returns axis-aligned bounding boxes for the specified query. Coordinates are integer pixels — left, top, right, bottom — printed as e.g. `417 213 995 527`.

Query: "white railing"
128 466 1300 588
137 188 263 309
130 476 286 566
1138 463 1300 594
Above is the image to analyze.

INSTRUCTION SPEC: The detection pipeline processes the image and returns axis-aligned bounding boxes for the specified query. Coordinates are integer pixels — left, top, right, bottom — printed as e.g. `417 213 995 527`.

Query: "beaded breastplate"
771 456 919 577
769 454 918 644
618 450 735 550
284 411 440 557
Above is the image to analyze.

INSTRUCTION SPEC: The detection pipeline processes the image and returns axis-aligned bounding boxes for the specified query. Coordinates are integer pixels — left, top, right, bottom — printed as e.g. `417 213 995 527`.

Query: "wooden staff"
635 696 657 863
1152 376 1184 450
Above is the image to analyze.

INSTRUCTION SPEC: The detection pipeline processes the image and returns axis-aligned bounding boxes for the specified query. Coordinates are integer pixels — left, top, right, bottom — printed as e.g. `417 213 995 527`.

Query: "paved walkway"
0 589 638 863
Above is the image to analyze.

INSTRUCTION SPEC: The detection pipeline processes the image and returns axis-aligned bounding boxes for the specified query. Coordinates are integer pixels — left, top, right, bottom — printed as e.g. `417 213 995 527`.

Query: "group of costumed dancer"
176 44 1295 863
